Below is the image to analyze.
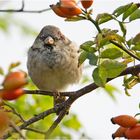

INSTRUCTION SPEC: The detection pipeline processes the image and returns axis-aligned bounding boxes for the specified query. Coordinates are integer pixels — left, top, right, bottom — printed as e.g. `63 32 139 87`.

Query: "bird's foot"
53 91 66 115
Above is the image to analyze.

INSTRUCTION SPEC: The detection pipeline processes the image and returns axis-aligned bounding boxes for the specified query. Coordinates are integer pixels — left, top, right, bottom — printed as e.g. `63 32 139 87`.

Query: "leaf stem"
110 40 140 61
87 15 102 33
86 14 140 61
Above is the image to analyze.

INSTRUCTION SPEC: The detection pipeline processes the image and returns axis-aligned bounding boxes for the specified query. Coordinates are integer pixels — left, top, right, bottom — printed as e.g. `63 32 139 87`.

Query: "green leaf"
96 33 103 48
100 28 124 44
127 38 133 46
80 41 96 52
0 14 12 33
8 62 21 71
129 9 140 21
78 51 88 66
99 38 110 47
50 126 71 139
124 88 131 96
92 67 107 87
81 75 91 83
132 43 140 51
106 33 124 43
113 3 133 17
133 33 140 45
100 60 127 78
136 52 140 58
87 53 98 65
12 19 37 36
65 16 84 22
104 84 120 101
119 22 127 37
25 78 38 90
0 19 9 32
96 13 113 24
63 114 82 131
123 75 139 89
122 3 138 21
20 24 37 36
7 67 84 139
0 67 4 75
100 48 123 59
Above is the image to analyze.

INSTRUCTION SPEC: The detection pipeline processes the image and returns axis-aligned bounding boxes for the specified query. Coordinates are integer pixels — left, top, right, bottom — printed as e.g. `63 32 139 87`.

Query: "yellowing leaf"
0 67 4 75
8 62 21 71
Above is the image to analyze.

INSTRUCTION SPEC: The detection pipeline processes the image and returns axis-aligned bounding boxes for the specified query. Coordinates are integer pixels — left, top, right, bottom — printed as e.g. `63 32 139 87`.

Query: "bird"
27 25 82 113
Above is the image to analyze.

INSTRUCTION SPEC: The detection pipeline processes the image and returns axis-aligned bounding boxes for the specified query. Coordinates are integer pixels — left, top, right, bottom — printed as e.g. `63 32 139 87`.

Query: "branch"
3 108 55 139
19 108 55 129
87 15 102 33
0 8 51 13
24 64 140 98
24 89 74 97
45 109 68 139
3 64 140 139
85 16 140 61
72 64 140 99
23 127 46 135
4 102 26 123
9 121 25 139
0 0 51 13
110 40 140 61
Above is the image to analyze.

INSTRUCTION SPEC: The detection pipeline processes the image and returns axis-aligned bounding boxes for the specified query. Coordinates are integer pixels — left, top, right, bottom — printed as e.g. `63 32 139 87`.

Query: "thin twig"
19 108 55 129
24 89 73 97
3 64 140 139
24 127 46 134
4 102 26 123
86 15 102 33
86 15 140 61
3 108 55 139
0 8 51 13
45 110 67 139
21 0 25 10
110 40 140 61
0 0 51 13
24 64 140 99
24 64 140 98
9 121 25 139
71 64 140 99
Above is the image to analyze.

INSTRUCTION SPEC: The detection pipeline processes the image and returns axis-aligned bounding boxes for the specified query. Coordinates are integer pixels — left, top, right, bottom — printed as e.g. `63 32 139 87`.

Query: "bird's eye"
44 36 54 45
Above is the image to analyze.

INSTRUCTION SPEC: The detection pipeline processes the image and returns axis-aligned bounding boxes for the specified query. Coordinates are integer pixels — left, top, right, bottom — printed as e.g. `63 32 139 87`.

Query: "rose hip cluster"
0 71 28 101
50 0 94 18
111 115 140 139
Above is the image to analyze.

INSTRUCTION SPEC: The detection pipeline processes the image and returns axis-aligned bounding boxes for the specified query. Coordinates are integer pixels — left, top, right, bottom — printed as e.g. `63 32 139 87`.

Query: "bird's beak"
44 36 54 45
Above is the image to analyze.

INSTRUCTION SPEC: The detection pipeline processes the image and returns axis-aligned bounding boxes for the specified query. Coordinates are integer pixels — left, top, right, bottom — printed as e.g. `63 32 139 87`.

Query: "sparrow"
27 25 82 112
